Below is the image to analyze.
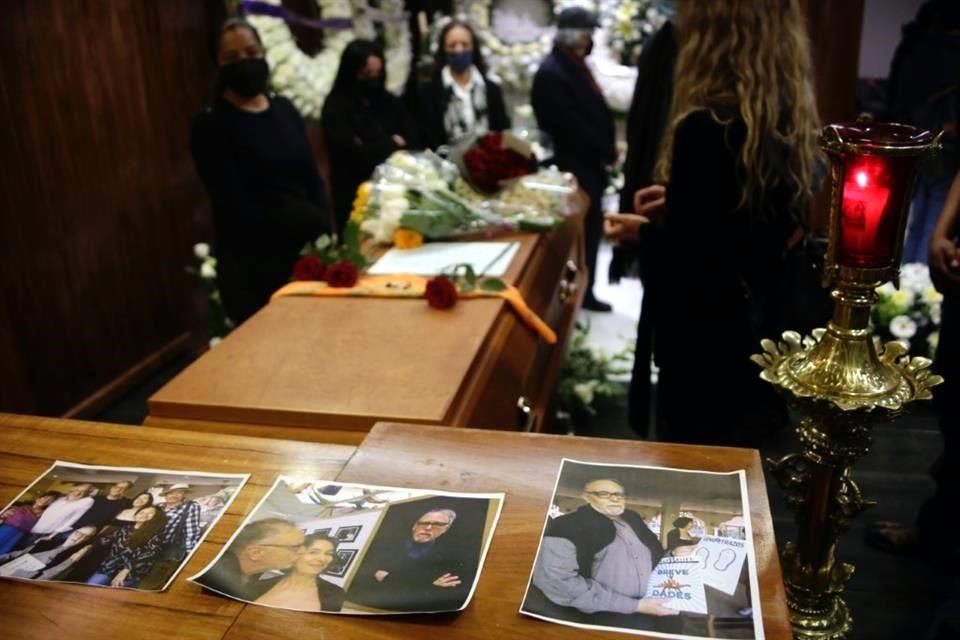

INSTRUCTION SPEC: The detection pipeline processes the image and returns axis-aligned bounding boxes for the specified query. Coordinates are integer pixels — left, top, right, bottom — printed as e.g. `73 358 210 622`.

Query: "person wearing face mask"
322 39 417 233
190 18 332 325
417 19 510 150
531 7 616 312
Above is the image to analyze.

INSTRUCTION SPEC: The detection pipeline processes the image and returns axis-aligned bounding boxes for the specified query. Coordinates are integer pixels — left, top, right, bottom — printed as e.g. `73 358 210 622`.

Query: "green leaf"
480 278 507 292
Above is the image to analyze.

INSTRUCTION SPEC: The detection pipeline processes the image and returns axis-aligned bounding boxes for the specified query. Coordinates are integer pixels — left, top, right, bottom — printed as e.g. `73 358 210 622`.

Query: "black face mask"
358 76 385 101
220 58 269 98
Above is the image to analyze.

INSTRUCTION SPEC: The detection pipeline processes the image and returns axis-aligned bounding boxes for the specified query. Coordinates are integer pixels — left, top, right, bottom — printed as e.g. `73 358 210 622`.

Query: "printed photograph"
335 525 361 544
520 459 762 639
0 461 248 591
190 477 504 614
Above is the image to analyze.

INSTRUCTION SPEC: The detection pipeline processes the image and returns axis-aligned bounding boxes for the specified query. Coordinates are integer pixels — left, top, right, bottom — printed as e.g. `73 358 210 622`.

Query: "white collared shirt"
441 65 484 135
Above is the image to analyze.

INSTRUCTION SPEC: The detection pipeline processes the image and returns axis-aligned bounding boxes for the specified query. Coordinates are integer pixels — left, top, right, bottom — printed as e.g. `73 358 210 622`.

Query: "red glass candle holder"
822 123 939 279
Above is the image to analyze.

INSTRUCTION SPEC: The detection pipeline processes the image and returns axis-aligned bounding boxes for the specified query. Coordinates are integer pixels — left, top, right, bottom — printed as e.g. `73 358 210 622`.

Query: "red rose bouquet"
462 132 535 193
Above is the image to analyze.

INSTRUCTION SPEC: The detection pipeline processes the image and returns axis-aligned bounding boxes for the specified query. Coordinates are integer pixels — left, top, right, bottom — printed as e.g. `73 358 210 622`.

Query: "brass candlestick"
752 123 941 639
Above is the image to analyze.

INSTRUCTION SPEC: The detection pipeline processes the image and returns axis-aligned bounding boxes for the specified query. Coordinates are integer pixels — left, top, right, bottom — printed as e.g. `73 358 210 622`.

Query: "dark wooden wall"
0 1 223 416
801 0 866 229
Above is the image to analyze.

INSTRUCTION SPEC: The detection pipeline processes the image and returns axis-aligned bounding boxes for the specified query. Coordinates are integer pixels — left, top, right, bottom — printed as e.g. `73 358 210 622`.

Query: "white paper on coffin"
692 534 748 596
644 557 707 614
367 242 520 277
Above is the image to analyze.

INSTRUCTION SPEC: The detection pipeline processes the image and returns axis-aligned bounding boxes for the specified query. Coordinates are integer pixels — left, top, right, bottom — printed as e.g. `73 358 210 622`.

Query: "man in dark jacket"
525 478 680 631
347 508 471 612
532 7 616 312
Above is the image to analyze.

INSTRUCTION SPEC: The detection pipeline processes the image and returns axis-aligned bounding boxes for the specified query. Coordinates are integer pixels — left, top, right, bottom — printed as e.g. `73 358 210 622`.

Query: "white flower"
900 263 931 294
315 235 332 250
360 217 398 244
193 243 210 259
928 331 940 353
931 303 942 325
890 289 915 311
208 337 223 348
921 286 944 306
876 281 897 298
889 315 917 339
573 381 597 406
200 261 217 280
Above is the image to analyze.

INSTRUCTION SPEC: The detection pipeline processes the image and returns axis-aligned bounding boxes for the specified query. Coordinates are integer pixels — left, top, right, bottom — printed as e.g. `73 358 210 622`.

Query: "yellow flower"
354 181 373 206
393 228 424 249
350 206 366 223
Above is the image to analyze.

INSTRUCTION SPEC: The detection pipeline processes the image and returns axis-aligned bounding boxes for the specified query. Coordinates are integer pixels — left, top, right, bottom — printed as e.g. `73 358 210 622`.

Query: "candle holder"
752 122 942 639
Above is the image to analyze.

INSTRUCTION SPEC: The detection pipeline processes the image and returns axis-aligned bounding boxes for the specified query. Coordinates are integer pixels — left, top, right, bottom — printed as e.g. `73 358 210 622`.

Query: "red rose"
479 132 502 152
425 276 458 310
292 255 325 281
324 261 359 288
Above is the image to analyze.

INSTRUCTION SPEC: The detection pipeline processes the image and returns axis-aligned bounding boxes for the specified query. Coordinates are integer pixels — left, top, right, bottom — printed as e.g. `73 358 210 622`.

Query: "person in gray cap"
532 6 616 312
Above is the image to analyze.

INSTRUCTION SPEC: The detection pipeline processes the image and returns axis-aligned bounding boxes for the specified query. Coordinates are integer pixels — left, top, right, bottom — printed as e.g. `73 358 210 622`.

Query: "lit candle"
836 154 915 269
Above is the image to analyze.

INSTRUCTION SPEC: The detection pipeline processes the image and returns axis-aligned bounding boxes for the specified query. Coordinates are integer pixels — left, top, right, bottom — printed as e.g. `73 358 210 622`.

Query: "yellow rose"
393 228 424 249
350 206 366 222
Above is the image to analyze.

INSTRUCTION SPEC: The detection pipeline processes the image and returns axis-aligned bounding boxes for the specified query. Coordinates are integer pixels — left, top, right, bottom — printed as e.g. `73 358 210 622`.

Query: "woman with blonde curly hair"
605 0 821 445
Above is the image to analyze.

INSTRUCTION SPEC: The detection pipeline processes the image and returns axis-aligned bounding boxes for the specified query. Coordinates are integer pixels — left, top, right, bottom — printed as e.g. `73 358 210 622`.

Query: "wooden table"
147 196 588 444
2 418 789 640
0 413 355 640
225 423 791 640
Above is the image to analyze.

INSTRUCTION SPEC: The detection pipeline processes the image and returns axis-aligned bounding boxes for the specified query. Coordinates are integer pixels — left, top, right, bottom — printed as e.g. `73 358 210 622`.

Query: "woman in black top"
604 0 820 446
191 19 331 324
322 39 416 233
417 20 510 151
665 517 700 554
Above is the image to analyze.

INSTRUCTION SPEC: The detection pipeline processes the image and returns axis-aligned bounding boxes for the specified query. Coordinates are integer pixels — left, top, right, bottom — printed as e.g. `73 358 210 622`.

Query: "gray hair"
422 508 457 525
555 28 591 48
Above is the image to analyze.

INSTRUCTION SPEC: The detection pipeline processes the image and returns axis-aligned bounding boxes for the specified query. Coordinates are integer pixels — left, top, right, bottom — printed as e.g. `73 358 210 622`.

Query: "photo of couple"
190 478 503 614
0 461 248 591
521 459 762 640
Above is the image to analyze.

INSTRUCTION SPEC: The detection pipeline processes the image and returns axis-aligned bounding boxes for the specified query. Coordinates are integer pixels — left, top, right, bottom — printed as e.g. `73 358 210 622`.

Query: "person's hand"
633 184 666 220
635 597 679 616
929 234 960 295
69 546 91 563
110 569 130 588
374 570 390 582
392 134 407 148
604 213 649 244
432 573 462 588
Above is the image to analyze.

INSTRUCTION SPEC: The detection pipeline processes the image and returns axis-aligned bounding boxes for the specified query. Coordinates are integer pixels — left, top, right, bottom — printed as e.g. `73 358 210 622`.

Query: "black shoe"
582 295 612 312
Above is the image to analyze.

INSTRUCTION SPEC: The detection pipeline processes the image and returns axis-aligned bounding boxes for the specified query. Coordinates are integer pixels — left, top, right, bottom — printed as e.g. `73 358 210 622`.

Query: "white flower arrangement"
248 0 412 120
455 0 664 113
874 263 942 357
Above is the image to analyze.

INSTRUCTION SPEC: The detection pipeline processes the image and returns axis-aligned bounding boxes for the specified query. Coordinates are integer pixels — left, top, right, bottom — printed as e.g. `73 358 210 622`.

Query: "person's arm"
530 69 613 162
930 169 960 294
322 95 398 171
531 536 643 614
182 502 203 551
189 113 274 235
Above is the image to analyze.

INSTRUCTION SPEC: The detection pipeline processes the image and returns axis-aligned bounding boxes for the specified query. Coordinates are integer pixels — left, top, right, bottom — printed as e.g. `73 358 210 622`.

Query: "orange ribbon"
271 274 557 344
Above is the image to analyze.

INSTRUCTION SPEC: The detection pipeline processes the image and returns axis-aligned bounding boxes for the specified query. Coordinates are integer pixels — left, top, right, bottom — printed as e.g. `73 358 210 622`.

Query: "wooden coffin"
146 193 588 444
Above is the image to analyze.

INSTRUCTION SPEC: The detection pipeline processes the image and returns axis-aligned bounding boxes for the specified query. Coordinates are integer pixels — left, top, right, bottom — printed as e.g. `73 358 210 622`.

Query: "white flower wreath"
246 0 411 120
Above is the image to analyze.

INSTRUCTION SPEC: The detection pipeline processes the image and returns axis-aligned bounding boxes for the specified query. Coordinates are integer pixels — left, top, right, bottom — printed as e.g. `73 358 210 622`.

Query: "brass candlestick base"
753 281 942 639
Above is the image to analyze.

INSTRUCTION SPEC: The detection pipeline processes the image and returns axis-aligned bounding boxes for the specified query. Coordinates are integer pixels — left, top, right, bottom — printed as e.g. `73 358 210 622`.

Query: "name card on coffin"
644 557 707 614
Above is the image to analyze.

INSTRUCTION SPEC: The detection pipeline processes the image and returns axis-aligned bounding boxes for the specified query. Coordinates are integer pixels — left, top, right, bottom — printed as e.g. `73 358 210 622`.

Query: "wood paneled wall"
0 1 223 416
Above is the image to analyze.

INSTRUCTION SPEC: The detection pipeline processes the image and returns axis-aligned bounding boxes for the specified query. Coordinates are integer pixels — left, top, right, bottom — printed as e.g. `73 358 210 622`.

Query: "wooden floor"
93 356 950 639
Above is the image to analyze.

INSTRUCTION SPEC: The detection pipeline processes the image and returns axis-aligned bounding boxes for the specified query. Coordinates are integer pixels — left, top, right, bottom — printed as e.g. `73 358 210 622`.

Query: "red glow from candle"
836 155 912 269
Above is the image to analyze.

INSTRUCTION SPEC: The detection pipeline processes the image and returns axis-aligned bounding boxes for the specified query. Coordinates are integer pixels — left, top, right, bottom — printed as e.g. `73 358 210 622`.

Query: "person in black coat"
190 19 331 324
604 0 820 446
531 7 616 312
322 39 417 233
610 21 677 437
417 19 510 151
346 507 471 612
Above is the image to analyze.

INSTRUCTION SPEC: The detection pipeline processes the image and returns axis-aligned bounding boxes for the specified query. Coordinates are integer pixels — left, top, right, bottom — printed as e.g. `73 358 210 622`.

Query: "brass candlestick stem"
752 123 941 639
